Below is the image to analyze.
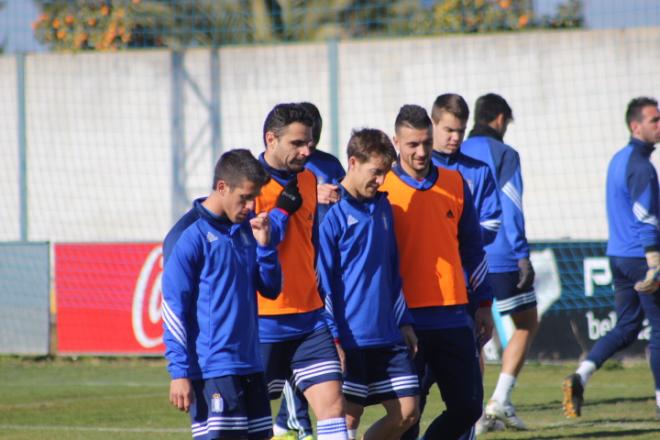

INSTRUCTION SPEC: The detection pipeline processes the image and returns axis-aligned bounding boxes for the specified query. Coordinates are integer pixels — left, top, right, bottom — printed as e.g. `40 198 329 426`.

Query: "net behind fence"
0 0 658 356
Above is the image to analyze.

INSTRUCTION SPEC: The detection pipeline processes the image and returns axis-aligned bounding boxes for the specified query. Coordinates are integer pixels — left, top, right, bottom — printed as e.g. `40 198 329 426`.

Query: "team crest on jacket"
211 393 223 413
206 231 218 243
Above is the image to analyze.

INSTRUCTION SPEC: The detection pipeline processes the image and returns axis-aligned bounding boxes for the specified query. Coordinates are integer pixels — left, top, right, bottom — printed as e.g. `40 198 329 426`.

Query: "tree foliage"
32 0 583 51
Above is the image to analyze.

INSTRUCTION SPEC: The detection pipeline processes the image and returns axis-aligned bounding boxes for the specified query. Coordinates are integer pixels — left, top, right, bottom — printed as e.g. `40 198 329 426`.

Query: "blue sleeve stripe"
633 202 659 226
480 219 501 231
394 290 406 324
469 257 489 290
162 299 187 348
502 181 523 212
324 294 334 317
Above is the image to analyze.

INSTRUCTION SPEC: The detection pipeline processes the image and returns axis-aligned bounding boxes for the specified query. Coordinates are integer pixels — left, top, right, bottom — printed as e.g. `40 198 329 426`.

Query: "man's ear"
216 179 227 194
265 131 277 150
347 156 357 170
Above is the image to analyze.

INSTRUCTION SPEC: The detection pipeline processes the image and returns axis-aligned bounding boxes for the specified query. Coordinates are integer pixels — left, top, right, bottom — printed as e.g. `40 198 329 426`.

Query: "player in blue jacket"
162 149 282 440
320 128 419 440
272 102 346 440
563 97 660 419
431 94 502 247
461 93 536 431
427 93 503 438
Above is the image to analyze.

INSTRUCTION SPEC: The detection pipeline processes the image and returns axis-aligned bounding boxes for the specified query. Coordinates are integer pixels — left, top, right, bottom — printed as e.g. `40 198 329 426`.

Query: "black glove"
516 257 535 291
276 177 303 215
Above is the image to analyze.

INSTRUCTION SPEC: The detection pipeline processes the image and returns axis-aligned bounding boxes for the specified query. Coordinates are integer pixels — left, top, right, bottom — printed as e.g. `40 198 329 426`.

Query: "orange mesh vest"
256 169 323 315
381 167 468 308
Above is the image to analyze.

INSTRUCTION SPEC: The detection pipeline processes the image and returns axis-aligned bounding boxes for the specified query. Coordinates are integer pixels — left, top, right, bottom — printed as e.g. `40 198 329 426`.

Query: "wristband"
333 338 341 345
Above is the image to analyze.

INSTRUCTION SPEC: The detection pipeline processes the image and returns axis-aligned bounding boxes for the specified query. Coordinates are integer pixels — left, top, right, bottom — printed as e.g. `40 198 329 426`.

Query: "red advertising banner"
56 243 165 355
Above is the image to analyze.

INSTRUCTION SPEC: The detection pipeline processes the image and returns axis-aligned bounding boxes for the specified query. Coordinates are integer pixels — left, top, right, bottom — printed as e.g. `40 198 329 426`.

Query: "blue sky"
1 0 658 54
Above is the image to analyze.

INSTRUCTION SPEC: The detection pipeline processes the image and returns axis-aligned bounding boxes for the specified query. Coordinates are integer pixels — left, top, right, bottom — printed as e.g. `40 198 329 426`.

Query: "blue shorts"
260 327 342 399
189 373 272 439
343 344 419 406
489 271 537 315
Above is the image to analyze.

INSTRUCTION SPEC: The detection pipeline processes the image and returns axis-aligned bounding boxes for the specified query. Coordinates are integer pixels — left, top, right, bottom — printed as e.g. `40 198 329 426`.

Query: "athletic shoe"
475 410 506 435
562 373 584 418
485 399 528 430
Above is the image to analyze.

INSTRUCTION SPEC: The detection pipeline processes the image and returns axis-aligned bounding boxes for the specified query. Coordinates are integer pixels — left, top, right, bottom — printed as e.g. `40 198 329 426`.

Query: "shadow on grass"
521 428 660 439
517 395 652 412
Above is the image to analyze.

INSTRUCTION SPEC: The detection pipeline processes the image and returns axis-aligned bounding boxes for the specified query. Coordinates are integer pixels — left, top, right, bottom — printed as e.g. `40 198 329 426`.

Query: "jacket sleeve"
254 240 282 300
316 213 340 339
161 232 202 379
458 178 493 305
628 163 660 251
267 207 290 247
475 166 502 246
498 149 530 259
386 201 413 327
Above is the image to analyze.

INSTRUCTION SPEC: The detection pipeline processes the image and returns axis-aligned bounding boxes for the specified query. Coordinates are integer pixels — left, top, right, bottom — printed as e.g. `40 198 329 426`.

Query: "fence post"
16 52 28 242
327 38 340 159
171 50 188 223
210 48 221 164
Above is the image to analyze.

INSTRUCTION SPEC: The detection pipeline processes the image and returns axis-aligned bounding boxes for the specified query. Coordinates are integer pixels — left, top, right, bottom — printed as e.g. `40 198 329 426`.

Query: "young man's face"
347 153 392 199
433 111 467 155
219 179 261 224
266 122 313 172
633 105 660 145
394 125 432 177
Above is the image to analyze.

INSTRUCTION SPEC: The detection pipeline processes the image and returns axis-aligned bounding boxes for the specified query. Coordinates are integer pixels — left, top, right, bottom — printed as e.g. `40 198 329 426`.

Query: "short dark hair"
262 103 314 147
395 104 432 133
626 96 658 130
212 149 270 189
299 101 323 145
346 128 397 164
474 93 513 125
431 93 470 123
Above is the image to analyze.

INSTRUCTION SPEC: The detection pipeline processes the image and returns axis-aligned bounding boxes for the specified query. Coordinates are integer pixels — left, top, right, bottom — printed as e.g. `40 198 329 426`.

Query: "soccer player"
461 93 537 430
257 103 348 440
319 128 419 440
563 97 660 419
383 104 494 440
273 102 346 440
430 93 503 436
431 93 501 247
273 101 346 440
162 149 281 440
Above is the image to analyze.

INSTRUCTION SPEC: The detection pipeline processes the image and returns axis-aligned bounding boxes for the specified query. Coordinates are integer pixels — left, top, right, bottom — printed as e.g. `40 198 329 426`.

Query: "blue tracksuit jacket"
432 149 502 246
462 125 530 272
317 188 413 349
606 137 660 257
162 198 281 380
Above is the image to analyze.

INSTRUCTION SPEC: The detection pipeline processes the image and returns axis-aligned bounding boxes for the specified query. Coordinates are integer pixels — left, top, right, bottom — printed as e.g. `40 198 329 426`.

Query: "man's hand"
334 340 346 373
276 177 303 215
400 325 418 357
249 212 270 246
169 378 194 413
635 251 660 293
317 183 341 205
474 306 494 348
516 257 535 291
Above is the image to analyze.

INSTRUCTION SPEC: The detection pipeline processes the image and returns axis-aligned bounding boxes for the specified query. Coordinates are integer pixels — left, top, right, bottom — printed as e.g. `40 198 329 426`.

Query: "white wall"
0 27 658 242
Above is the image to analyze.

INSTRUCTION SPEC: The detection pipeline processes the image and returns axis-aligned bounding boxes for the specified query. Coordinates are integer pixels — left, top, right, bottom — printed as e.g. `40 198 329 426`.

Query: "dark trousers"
587 256 660 391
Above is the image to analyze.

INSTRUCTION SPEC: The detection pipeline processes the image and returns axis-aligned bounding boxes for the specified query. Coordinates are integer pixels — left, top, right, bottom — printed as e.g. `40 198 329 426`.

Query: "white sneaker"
475 410 505 435
485 399 528 431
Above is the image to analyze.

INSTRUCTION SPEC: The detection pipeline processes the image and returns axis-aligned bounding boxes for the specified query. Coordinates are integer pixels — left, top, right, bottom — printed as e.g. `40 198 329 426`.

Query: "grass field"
1 357 659 439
